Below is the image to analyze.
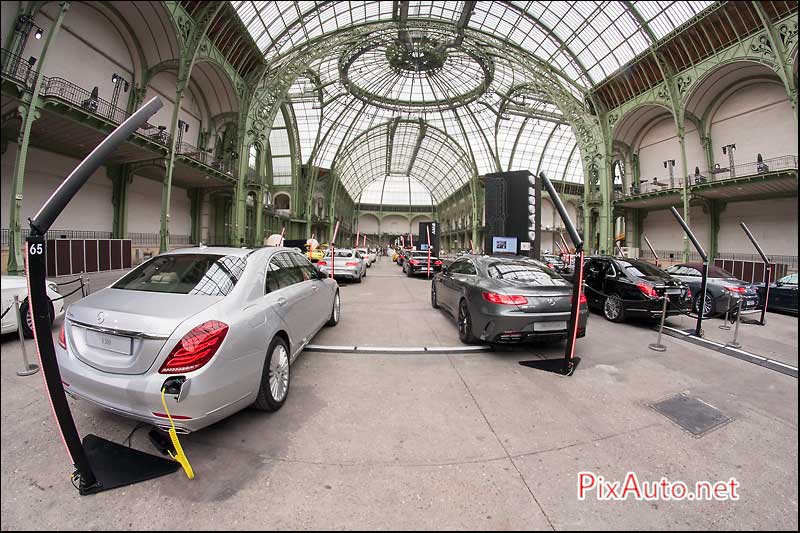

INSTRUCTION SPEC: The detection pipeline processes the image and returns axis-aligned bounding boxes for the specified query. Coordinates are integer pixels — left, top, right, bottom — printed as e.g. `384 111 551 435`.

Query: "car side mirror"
314 265 326 278
441 266 448 274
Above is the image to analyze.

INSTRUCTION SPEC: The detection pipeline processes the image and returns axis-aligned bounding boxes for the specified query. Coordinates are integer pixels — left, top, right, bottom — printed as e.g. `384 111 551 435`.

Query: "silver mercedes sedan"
56 246 340 433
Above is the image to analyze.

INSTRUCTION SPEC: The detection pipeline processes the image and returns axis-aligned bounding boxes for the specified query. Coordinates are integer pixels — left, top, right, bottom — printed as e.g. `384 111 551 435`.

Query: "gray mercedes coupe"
431 255 588 344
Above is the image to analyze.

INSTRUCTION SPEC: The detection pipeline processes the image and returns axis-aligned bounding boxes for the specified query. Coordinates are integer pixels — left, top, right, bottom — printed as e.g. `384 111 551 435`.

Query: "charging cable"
160 388 194 479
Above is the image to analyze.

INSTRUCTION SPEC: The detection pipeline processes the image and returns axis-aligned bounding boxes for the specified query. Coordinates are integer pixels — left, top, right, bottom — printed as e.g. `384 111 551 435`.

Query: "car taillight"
482 292 528 305
58 323 66 349
434 260 442 266
345 261 359 266
159 320 229 374
575 293 587 305
409 259 419 265
686 287 692 299
724 286 746 294
317 260 327 266
637 283 658 298
547 263 554 269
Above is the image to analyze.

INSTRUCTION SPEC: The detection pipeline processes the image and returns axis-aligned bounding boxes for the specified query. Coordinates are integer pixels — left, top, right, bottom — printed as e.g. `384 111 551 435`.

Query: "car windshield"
486 260 562 283
617 260 665 279
779 273 798 284
113 254 247 295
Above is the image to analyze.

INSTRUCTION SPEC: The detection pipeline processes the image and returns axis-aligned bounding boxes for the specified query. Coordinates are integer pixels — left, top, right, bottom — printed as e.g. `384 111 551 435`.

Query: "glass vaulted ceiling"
231 1 713 88
232 1 712 206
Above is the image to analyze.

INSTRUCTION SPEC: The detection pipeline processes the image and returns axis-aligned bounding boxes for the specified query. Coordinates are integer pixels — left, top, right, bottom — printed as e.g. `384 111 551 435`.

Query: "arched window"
274 193 290 210
248 144 260 181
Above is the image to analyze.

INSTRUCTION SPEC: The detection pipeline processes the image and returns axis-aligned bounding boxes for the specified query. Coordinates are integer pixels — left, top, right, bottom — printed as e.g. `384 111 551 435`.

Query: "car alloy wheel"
431 282 439 309
603 294 623 322
327 291 340 326
458 300 475 343
269 343 290 403
694 293 713 317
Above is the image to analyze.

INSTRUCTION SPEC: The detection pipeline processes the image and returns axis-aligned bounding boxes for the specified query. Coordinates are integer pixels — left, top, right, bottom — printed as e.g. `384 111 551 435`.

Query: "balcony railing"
621 155 798 199
176 142 228 170
1 48 37 89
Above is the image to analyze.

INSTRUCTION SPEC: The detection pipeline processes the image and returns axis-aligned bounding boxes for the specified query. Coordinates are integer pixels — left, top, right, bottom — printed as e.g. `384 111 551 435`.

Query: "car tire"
458 299 477 344
406 267 413 277
355 273 362 284
254 336 291 412
326 291 340 327
19 299 55 339
431 282 440 309
693 293 714 317
603 293 625 323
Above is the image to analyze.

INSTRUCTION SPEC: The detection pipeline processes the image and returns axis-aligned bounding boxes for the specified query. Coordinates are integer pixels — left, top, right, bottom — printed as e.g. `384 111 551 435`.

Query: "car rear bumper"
624 298 691 317
475 308 589 343
56 343 259 433
319 266 360 279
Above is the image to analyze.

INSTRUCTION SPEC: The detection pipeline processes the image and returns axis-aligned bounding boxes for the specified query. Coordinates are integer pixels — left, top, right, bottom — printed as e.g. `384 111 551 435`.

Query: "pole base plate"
16 364 40 376
648 343 667 352
78 434 180 495
519 357 581 376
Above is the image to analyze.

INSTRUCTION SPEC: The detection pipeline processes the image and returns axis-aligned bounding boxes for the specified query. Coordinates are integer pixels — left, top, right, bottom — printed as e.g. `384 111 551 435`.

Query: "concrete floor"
1 259 797 530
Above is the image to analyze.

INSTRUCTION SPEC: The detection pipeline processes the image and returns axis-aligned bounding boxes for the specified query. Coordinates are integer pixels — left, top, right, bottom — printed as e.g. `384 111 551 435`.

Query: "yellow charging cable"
160 388 195 479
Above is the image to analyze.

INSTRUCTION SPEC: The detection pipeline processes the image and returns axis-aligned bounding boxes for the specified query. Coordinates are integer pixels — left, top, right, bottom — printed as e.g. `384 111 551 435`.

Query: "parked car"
318 248 367 282
541 254 571 275
664 263 760 317
402 251 443 277
755 272 798 315
56 246 340 433
584 256 691 322
1 275 65 338
356 247 376 267
396 249 412 268
431 255 588 344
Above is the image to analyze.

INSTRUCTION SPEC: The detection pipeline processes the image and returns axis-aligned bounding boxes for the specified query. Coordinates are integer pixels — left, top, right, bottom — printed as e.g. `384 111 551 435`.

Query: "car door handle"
277 297 288 306
311 285 319 292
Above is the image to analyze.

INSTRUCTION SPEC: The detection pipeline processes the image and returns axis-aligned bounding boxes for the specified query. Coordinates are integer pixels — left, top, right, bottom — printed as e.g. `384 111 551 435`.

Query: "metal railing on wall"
2 48 231 170
623 155 798 197
1 228 112 247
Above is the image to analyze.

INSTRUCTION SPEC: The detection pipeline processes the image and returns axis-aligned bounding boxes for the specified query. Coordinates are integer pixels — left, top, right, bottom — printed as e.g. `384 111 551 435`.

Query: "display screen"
492 236 518 254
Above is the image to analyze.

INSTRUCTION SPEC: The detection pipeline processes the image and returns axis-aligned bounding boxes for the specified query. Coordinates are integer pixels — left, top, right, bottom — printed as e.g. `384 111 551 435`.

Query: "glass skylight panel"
539 126 578 181
269 128 290 156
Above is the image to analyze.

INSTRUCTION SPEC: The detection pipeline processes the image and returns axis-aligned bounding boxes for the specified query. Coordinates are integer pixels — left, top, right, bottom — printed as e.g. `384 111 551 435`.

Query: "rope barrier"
49 283 85 303
54 278 83 287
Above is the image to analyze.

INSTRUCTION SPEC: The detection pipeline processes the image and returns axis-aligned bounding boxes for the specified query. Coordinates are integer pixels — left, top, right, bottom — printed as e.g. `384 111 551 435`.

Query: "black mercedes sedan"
756 273 798 315
431 255 588 344
584 256 691 322
664 263 760 317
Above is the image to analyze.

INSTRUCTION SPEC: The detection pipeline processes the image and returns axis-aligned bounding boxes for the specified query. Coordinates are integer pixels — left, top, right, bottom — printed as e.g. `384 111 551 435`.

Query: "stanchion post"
726 298 743 348
14 295 40 376
85 277 91 296
719 293 732 330
80 273 85 297
648 296 669 352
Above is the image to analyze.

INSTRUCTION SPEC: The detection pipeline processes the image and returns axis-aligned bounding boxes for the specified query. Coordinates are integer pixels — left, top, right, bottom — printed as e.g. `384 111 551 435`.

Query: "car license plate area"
85 329 132 355
666 288 682 295
533 321 567 332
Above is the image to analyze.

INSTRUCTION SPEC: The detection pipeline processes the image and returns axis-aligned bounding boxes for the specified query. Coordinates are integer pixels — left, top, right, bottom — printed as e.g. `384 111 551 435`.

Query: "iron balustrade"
708 155 798 182
623 155 798 198
0 48 37 89
1 228 112 247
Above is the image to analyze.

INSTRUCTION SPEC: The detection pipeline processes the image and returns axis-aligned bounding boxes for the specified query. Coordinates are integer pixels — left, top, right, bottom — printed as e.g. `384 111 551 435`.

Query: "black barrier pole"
519 173 584 376
669 207 708 337
25 97 178 495
643 234 659 267
739 222 770 325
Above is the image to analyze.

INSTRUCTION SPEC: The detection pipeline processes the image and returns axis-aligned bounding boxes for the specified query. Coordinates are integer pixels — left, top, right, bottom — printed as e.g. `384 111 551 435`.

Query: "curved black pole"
540 172 583 375
670 206 708 337
740 222 770 325
25 97 163 493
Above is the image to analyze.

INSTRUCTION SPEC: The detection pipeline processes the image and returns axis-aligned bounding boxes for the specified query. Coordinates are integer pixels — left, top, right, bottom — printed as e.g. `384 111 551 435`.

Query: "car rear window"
327 250 354 258
486 261 561 283
618 260 665 278
113 254 247 296
707 266 736 278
